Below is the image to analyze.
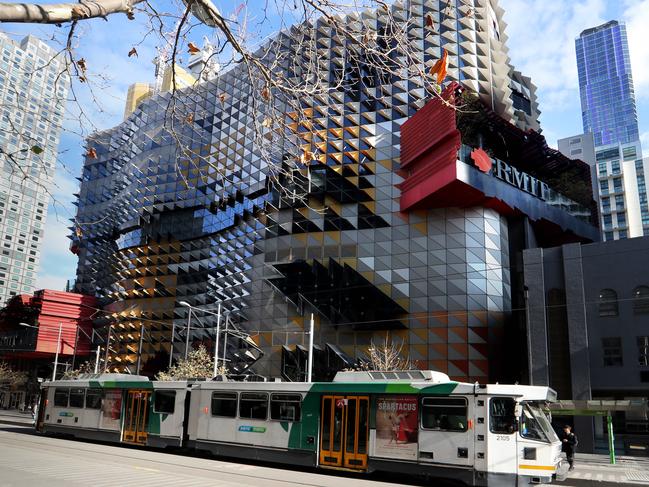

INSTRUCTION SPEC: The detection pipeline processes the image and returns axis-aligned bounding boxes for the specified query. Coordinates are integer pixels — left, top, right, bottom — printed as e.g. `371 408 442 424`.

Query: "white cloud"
623 0 649 99
500 0 607 111
640 130 649 154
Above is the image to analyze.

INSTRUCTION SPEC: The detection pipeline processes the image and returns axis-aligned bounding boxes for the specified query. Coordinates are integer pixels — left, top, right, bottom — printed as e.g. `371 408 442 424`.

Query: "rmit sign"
471 148 550 201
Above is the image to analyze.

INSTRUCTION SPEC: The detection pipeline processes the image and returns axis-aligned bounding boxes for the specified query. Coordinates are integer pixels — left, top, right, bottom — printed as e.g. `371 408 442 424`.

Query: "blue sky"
4 0 647 292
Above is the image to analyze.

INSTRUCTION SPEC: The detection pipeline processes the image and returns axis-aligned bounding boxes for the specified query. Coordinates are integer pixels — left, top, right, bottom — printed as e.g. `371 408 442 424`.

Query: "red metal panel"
30 290 96 356
399 84 462 212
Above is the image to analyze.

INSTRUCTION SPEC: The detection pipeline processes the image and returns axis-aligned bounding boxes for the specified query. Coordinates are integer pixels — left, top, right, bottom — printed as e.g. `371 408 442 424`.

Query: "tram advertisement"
375 395 418 460
100 389 122 430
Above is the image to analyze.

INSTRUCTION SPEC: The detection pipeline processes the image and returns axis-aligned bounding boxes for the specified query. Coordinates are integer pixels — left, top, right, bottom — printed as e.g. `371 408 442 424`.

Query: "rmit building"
70 1 597 381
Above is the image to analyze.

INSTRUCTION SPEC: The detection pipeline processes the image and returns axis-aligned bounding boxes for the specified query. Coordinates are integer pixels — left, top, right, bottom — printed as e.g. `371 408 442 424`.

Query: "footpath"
561 453 649 485
0 409 34 427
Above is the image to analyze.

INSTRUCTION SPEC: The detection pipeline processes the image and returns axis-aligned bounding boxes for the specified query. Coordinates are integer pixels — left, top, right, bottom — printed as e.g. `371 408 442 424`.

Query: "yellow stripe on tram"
519 465 556 471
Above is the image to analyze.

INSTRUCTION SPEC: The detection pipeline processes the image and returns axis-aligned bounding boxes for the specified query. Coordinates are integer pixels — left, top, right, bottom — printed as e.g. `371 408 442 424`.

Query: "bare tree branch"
0 0 144 24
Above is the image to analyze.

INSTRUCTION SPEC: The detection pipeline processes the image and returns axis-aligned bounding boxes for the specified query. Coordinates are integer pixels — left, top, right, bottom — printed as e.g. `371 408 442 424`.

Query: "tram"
36 370 567 486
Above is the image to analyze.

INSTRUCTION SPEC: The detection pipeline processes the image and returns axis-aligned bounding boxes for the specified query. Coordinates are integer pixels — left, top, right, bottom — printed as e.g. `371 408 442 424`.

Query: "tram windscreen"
520 402 558 443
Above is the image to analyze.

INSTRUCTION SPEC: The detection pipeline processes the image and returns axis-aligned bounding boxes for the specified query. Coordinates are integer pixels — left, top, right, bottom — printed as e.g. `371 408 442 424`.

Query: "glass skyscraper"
576 20 639 147
575 21 649 240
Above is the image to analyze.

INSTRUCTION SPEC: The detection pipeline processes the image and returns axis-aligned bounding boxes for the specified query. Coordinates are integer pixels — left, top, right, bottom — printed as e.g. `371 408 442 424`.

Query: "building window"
638 337 649 367
611 160 620 174
599 289 619 316
633 286 649 314
602 337 623 366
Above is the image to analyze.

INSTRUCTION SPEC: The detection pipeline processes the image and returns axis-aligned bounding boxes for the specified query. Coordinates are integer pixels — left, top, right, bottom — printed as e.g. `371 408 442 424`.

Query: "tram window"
154 390 176 414
421 397 468 432
54 388 69 407
69 388 85 408
85 389 102 409
211 392 237 417
239 392 268 420
270 393 302 421
490 397 517 434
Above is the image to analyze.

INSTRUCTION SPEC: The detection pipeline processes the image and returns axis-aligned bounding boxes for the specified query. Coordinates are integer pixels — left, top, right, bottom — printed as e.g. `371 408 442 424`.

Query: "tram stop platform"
558 453 649 486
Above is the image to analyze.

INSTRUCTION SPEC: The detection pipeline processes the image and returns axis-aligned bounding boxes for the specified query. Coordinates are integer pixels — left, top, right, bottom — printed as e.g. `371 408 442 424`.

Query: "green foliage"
156 345 227 380
0 361 28 387
62 361 95 379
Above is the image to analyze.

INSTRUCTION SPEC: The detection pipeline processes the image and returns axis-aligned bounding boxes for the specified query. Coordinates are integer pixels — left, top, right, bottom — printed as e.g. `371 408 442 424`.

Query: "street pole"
104 325 112 373
307 313 314 383
212 303 222 377
136 323 145 375
71 326 79 371
169 322 175 368
222 313 228 370
607 412 616 465
184 308 192 360
94 346 100 373
52 323 63 381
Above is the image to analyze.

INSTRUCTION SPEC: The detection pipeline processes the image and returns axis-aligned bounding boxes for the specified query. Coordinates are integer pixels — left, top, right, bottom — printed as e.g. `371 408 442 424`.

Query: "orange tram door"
319 395 369 470
122 390 150 445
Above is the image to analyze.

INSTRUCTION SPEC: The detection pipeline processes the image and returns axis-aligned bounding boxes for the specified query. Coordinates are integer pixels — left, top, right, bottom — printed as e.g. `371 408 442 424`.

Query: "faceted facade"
0 34 69 304
73 0 558 381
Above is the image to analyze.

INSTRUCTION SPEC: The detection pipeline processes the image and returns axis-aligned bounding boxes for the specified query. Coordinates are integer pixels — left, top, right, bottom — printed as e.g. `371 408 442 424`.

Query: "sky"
3 0 648 292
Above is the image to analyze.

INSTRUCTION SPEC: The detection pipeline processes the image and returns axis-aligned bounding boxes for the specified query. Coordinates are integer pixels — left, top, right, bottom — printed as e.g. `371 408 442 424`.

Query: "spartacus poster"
375 395 419 460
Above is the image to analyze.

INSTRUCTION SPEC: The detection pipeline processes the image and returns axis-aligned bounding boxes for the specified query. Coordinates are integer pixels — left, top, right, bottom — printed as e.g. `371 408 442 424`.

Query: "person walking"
561 425 578 470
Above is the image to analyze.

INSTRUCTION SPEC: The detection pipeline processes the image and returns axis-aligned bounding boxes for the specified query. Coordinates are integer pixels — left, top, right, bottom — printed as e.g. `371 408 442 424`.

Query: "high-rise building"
71 1 593 380
0 34 69 304
576 20 639 147
575 21 649 240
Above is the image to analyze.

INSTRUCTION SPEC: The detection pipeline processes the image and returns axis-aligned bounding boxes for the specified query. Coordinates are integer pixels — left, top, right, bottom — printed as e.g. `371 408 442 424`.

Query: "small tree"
156 345 227 380
0 361 28 388
62 361 95 379
356 335 414 372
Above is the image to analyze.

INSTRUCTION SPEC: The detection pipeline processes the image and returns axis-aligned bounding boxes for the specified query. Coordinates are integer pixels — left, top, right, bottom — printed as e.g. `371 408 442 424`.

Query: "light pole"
179 301 193 360
179 301 222 375
19 322 63 380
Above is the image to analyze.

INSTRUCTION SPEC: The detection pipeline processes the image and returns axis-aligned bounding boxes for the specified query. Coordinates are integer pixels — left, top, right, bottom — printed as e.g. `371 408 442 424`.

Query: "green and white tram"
38 370 567 486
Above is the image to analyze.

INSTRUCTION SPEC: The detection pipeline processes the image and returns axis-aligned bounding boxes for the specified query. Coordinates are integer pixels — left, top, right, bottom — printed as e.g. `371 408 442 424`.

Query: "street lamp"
179 301 193 360
178 301 222 376
20 322 63 381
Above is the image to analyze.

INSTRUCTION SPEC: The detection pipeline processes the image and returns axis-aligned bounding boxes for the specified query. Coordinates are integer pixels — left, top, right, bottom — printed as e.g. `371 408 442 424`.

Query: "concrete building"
524 238 649 455
575 21 649 240
70 1 585 379
0 34 69 304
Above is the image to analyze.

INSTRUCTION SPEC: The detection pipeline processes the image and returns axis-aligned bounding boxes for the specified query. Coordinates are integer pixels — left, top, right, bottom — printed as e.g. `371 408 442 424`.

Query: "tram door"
122 390 150 445
319 395 369 470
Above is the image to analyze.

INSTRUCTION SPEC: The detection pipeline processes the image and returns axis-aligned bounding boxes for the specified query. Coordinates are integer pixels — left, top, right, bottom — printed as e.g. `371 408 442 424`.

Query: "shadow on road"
2 424 461 486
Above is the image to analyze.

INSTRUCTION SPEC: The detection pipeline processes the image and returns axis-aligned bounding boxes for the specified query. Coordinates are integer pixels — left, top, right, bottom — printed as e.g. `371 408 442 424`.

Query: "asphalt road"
0 425 422 487
0 424 645 487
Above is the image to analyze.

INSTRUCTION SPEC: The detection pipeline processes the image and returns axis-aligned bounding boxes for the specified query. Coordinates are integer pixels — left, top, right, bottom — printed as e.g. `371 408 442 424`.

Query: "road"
0 424 646 487
0 425 421 487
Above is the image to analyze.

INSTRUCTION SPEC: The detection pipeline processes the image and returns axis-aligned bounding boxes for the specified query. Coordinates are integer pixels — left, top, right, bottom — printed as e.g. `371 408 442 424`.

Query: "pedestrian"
561 424 578 470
